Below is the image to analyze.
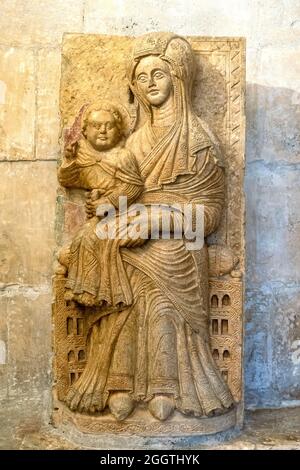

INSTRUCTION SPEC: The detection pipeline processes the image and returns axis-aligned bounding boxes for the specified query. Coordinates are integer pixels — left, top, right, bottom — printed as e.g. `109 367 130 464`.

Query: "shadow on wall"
245 82 300 408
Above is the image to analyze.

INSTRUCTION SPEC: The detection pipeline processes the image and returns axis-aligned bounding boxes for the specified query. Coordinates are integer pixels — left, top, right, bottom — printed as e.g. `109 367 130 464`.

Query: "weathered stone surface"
0 0 84 47
5 291 52 398
0 47 35 160
83 0 300 49
244 284 273 406
257 46 300 91
245 281 300 407
247 84 300 165
36 48 61 160
0 297 8 400
9 408 300 450
253 1 300 48
82 0 258 39
246 164 300 285
247 48 300 165
0 396 51 450
271 285 300 400
0 290 52 449
245 161 300 406
0 162 57 285
60 34 135 129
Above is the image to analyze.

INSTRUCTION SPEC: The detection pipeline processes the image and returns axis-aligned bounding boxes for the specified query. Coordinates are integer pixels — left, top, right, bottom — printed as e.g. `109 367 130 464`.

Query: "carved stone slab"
53 34 245 437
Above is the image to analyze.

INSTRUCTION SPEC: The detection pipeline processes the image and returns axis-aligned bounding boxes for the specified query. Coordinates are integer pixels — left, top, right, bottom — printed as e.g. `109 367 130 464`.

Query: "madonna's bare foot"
148 395 175 421
108 392 134 421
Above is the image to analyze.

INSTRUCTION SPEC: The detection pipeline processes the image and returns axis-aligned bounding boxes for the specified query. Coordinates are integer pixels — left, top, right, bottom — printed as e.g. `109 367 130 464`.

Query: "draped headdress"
127 32 213 190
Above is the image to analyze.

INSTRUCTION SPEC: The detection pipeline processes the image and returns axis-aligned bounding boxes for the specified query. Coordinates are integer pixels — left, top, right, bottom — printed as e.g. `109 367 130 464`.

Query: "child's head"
82 102 125 151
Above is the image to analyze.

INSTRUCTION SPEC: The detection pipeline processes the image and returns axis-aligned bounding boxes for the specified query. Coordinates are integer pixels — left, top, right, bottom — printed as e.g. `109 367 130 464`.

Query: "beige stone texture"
60 35 135 129
0 297 8 400
12 408 300 450
247 46 300 165
36 48 62 160
0 0 84 47
0 46 36 160
0 162 57 285
1 290 51 398
0 291 52 448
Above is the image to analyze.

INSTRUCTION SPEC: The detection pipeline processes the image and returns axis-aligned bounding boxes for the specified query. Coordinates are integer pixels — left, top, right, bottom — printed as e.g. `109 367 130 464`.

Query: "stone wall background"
0 0 299 446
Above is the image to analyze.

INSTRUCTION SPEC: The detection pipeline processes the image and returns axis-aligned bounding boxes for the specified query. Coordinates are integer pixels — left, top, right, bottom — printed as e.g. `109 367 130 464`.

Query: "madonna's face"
134 56 173 107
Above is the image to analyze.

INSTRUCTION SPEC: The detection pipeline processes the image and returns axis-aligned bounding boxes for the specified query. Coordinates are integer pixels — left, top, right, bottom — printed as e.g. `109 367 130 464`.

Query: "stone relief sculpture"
53 32 245 436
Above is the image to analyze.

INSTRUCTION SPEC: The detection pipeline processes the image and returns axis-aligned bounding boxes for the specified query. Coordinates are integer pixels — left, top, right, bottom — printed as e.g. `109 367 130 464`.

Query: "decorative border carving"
53 402 238 437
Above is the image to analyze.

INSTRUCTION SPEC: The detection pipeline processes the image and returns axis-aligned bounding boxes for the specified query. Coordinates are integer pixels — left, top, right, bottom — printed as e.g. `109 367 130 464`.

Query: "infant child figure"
58 101 143 308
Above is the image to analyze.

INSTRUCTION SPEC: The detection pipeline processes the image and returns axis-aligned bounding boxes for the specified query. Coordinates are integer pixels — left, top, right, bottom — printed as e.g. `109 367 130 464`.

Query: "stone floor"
3 407 298 450
213 407 300 450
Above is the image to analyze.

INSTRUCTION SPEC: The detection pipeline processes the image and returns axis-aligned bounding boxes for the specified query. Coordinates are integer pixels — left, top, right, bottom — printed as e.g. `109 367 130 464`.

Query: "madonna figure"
65 32 234 421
